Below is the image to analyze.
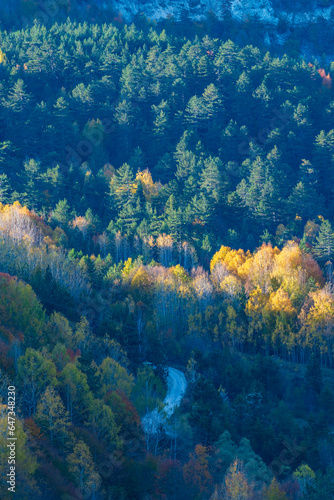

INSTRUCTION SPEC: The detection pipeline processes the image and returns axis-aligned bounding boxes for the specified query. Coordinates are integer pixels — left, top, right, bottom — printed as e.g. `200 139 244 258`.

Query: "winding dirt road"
142 367 187 434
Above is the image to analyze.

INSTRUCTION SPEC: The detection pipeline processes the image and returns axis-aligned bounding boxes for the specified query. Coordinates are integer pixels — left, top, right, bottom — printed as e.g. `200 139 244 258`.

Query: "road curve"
142 367 187 434
164 367 187 417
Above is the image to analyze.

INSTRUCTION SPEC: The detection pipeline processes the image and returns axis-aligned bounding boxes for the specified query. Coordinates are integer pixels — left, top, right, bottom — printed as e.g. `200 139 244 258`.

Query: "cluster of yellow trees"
210 242 334 366
116 238 334 367
0 202 90 302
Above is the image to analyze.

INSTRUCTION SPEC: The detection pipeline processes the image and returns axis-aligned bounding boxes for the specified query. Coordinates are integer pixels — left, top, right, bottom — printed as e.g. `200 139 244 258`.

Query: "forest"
0 3 334 500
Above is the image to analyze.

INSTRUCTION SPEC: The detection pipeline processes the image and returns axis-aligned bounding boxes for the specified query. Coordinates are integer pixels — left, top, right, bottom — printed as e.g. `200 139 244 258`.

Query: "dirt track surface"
142 367 187 434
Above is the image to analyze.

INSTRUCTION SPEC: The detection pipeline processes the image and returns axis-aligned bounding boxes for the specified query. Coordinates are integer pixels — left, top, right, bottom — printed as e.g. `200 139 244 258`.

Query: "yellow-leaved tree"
245 286 268 349
223 459 254 500
265 288 296 357
67 440 101 499
298 286 334 365
0 414 37 498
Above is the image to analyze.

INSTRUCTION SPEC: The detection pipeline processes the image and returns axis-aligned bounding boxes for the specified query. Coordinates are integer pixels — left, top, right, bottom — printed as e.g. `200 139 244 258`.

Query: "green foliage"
97 357 135 398
314 219 334 261
0 11 333 500
35 386 70 443
264 478 288 500
0 17 331 258
60 363 93 423
67 440 101 497
0 415 37 499
132 365 166 415
0 274 46 349
18 348 57 415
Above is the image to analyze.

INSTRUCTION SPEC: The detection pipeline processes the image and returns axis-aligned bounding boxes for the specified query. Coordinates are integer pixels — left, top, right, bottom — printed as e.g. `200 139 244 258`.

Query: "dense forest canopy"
0 19 334 255
0 6 334 500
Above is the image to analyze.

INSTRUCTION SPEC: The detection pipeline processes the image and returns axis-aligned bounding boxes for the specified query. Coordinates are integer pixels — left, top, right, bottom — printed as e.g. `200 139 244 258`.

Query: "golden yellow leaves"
211 241 324 305
246 243 279 294
210 245 252 279
307 287 334 334
110 167 162 203
171 264 189 282
131 265 151 290
268 288 296 316
0 49 7 65
220 274 243 300
72 215 89 238
136 168 162 201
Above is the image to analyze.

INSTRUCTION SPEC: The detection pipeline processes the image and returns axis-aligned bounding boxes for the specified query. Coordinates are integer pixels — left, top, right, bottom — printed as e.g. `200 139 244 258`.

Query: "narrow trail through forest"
142 367 187 434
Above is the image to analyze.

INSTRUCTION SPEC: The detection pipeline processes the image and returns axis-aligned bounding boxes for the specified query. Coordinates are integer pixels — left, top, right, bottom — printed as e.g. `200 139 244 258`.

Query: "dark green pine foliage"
22 158 43 211
42 165 64 210
236 147 284 230
174 134 203 200
188 193 213 236
287 160 323 221
219 120 249 165
109 163 137 213
35 265 77 320
184 95 207 132
144 202 163 237
235 71 252 118
0 173 12 203
313 130 334 203
117 197 142 236
0 18 333 257
51 199 72 228
199 156 224 204
4 79 31 113
314 219 334 261
53 97 71 156
164 194 188 244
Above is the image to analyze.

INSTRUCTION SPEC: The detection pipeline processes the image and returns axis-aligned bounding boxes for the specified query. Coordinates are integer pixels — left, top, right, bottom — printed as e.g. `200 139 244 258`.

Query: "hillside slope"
108 0 333 25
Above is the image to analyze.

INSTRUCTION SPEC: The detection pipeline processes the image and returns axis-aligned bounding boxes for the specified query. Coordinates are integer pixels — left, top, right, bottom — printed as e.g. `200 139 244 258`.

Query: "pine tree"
146 203 163 236
53 96 70 155
188 194 213 229
185 95 207 130
200 156 224 203
165 194 187 243
286 158 322 220
236 149 284 228
202 84 223 122
313 129 334 199
197 55 212 86
51 199 71 228
287 182 323 221
5 79 31 113
175 149 198 183
22 158 42 210
152 99 169 137
314 219 334 261
116 197 141 235
128 146 147 171
109 163 137 212
0 173 11 203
